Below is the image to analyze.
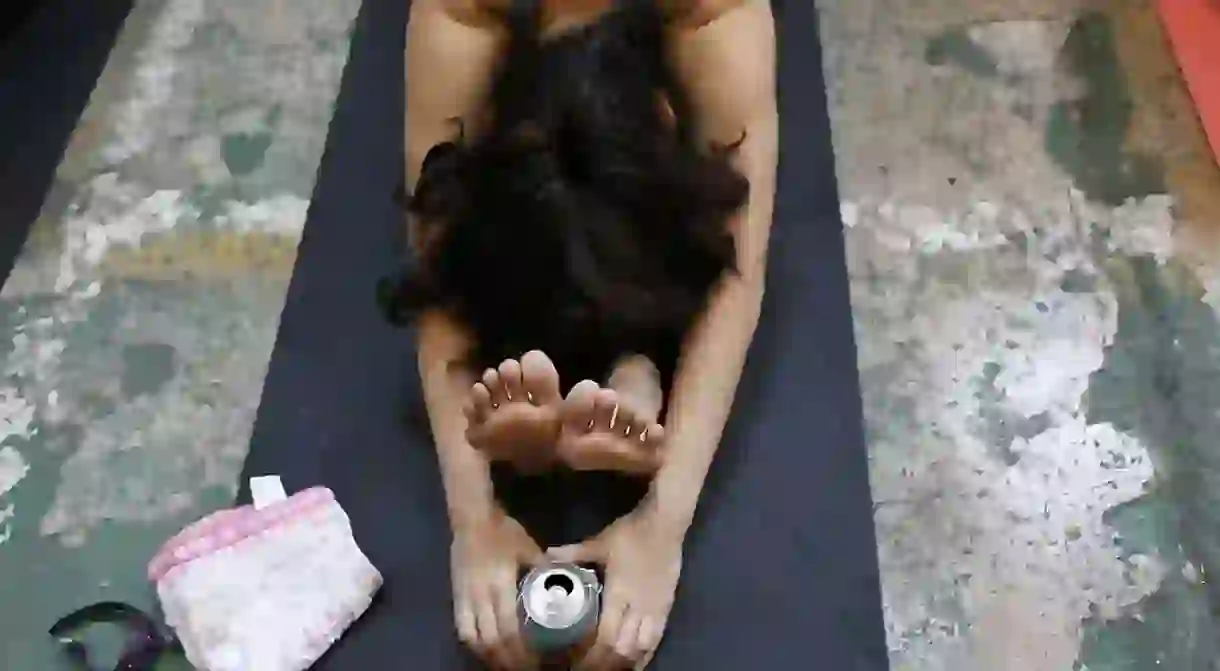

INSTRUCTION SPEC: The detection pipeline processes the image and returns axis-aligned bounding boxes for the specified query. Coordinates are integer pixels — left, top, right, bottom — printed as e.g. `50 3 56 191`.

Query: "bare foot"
464 350 563 474
557 355 666 476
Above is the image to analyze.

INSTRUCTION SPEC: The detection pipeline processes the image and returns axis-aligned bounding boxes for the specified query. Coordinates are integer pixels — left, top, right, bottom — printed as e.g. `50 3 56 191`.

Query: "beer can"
518 563 601 654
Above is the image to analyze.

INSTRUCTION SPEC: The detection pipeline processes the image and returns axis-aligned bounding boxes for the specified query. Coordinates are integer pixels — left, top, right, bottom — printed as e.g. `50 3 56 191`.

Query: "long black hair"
380 0 748 381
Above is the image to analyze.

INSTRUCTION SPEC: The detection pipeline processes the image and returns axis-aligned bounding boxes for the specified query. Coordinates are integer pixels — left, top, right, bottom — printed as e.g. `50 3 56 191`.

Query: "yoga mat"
1158 0 1220 167
240 0 889 668
0 1 43 44
0 0 134 287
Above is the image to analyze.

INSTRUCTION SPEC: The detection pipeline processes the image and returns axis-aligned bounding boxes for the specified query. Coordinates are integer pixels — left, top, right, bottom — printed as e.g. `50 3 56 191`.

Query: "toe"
592 388 618 431
482 368 508 406
643 423 665 449
498 359 524 402
562 380 600 433
467 383 494 424
520 350 562 405
614 404 639 438
462 398 479 425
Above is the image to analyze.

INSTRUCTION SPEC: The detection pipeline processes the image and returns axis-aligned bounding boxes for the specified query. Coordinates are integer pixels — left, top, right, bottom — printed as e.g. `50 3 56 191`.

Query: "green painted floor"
2 0 1219 669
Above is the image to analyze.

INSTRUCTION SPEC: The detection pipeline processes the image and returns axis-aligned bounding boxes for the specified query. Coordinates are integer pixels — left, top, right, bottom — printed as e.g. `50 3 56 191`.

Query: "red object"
1158 0 1220 166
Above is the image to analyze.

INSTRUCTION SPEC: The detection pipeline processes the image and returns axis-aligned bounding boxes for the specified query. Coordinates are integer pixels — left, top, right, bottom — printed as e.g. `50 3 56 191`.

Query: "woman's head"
382 0 749 368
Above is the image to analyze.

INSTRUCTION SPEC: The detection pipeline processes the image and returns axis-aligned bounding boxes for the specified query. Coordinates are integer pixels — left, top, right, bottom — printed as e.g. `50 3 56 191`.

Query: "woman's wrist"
440 446 499 534
646 461 705 538
448 492 499 536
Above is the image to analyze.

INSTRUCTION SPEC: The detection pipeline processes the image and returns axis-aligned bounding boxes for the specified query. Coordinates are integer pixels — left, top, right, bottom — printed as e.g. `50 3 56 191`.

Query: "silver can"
518 563 601 654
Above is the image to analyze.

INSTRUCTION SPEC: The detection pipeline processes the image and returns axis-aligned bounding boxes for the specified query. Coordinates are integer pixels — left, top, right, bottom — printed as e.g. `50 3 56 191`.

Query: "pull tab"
249 475 287 510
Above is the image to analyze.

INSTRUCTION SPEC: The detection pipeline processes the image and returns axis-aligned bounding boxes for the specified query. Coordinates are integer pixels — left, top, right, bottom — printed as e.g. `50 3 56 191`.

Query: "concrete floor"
2 0 1219 668
823 0 1220 667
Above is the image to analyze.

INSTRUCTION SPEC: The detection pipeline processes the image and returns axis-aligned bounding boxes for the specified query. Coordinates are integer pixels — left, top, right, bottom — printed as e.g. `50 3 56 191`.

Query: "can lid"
522 567 589 629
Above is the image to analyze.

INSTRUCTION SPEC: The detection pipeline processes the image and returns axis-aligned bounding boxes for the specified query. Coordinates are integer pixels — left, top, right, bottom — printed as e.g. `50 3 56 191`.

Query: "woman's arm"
417 314 497 530
408 8 546 667
650 0 778 533
406 0 504 186
406 0 505 529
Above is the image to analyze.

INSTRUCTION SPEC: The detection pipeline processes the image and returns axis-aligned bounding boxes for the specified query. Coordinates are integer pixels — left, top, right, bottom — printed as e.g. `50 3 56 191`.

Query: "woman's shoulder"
661 0 748 28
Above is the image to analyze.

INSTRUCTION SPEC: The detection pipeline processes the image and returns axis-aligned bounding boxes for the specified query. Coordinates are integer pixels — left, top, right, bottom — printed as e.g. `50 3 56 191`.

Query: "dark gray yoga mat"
240 0 889 668
0 0 134 288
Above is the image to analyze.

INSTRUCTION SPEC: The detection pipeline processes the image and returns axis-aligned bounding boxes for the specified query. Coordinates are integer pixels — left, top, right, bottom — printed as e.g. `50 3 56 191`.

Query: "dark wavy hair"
379 0 748 381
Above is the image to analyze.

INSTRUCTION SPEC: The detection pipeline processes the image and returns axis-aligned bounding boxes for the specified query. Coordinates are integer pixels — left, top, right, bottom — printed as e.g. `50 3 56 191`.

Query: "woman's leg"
463 349 565 474
557 354 667 476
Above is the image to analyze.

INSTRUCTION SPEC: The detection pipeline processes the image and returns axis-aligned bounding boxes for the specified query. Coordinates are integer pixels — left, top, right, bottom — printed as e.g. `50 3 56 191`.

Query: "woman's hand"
547 505 684 670
451 507 544 670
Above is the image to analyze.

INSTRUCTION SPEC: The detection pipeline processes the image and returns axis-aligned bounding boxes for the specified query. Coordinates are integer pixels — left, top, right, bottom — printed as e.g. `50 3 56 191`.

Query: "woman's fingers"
455 597 479 651
475 593 514 669
577 598 626 671
452 514 548 670
462 570 537 671
495 578 534 669
613 611 645 664
624 616 664 670
577 599 667 670
636 616 663 662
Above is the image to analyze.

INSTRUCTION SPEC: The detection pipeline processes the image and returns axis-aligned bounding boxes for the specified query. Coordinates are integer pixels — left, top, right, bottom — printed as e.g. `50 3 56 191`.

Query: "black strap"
504 0 542 40
50 601 177 671
504 0 661 40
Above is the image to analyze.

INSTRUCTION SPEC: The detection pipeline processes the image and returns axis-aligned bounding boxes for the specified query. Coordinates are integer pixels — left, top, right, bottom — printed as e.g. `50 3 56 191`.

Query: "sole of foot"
557 380 665 476
463 350 564 473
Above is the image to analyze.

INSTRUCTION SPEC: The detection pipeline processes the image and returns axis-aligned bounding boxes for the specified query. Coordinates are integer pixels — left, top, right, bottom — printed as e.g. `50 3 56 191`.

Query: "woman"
388 0 776 668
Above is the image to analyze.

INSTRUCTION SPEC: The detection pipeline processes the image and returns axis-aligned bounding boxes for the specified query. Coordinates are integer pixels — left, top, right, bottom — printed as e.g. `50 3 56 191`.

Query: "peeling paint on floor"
0 447 31 498
101 0 207 166
820 0 1220 666
1044 13 1166 207
0 0 362 664
0 392 36 547
850 191 1175 670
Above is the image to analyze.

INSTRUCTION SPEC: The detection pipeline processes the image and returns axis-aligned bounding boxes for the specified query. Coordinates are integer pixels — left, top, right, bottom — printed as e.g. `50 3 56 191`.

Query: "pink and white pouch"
146 477 382 671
